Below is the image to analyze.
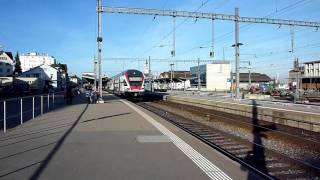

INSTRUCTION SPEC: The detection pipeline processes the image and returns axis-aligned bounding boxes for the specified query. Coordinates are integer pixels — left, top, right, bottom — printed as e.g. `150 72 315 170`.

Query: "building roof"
233 73 271 82
70 75 79 79
303 60 320 64
21 64 57 74
0 51 13 60
159 71 191 79
51 63 67 72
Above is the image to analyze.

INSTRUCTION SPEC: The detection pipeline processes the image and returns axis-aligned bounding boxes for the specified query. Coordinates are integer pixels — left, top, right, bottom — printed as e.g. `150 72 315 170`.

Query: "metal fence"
0 92 66 132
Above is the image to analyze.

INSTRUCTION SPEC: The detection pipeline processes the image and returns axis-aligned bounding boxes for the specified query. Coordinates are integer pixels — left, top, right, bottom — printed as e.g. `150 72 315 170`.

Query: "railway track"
137 101 320 180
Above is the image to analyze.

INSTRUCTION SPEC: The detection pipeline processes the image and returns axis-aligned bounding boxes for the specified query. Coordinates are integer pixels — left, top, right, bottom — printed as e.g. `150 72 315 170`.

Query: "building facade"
21 64 62 91
70 75 80 85
190 61 231 91
234 73 271 90
20 52 56 72
302 60 320 90
0 51 14 76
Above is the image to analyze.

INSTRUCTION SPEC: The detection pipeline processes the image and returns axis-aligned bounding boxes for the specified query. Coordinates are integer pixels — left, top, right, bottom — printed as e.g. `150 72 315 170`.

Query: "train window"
130 81 142 86
123 80 127 86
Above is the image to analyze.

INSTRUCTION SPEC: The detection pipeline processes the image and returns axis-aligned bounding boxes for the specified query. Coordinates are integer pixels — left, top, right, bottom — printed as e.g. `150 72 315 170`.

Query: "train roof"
111 69 144 79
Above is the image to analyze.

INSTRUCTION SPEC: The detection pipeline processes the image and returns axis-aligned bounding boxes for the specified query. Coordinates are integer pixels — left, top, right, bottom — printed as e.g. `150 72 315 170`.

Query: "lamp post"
97 0 104 103
170 63 174 91
231 42 243 99
197 58 201 92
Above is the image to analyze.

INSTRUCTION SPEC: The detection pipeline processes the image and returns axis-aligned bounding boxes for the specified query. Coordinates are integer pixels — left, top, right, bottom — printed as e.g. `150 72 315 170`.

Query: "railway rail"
136 100 320 180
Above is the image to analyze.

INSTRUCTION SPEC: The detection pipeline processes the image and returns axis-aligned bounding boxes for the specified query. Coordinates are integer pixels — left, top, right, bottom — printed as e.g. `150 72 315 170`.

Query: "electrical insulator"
97 37 103 42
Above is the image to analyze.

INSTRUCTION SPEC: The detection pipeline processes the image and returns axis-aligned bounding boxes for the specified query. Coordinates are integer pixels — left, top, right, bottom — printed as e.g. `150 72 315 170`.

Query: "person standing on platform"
85 87 93 104
66 86 73 104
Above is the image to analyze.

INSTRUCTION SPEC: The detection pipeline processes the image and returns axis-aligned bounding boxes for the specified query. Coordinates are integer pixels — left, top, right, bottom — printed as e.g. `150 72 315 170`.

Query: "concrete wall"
206 63 231 91
166 96 320 132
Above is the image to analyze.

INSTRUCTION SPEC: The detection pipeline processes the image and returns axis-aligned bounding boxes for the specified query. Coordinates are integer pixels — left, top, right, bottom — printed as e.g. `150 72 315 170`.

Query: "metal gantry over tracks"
98 5 320 99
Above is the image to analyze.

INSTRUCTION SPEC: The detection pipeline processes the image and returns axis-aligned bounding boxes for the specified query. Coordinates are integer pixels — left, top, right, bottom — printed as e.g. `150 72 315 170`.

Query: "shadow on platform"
82 112 131 123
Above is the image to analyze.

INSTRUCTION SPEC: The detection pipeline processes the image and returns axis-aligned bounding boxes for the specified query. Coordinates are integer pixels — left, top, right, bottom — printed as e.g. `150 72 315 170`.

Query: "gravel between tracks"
149 101 320 168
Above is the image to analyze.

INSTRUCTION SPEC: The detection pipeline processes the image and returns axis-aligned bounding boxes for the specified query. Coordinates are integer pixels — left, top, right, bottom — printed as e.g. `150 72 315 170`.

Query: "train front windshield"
127 70 143 86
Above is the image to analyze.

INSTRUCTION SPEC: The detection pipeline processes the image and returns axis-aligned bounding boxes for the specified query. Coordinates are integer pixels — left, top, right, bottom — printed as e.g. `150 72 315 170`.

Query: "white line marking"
136 135 171 143
121 100 232 180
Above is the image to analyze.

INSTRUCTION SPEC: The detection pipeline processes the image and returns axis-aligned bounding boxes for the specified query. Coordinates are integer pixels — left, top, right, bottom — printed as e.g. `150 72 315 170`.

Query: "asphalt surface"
0 93 260 180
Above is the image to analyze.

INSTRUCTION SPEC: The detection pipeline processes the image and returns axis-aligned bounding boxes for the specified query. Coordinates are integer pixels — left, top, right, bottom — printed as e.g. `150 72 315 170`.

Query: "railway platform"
0 93 260 180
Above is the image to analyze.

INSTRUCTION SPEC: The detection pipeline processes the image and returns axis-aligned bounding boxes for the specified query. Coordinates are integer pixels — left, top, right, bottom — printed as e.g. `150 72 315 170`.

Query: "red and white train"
107 69 145 97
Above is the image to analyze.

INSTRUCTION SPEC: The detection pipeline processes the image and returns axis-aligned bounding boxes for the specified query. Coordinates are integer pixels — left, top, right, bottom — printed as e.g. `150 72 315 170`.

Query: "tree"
13 51 22 76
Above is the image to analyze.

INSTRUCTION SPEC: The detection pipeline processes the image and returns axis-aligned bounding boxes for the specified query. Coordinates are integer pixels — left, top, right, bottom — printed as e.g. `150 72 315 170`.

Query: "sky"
1 0 320 81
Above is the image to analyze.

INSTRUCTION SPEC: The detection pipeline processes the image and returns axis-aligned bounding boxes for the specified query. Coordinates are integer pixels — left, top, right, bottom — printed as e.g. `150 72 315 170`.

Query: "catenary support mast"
97 0 103 102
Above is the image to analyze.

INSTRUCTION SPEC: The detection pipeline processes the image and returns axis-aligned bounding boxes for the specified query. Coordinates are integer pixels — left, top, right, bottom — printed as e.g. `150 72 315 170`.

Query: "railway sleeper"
188 127 210 131
217 141 236 146
197 132 219 137
192 130 213 134
266 162 290 169
268 169 306 177
212 139 233 144
178 123 197 126
265 166 295 174
208 136 226 141
275 171 316 180
223 145 247 151
200 133 221 137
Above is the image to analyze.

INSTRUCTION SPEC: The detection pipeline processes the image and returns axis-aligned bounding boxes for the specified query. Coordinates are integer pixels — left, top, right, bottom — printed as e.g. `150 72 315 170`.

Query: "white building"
304 60 320 77
20 52 56 72
70 75 80 85
0 51 14 76
190 61 231 91
21 64 62 90
302 60 320 90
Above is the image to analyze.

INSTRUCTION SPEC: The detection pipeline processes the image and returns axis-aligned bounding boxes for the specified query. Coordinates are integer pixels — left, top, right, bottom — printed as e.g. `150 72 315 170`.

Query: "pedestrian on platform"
66 86 73 104
85 87 93 104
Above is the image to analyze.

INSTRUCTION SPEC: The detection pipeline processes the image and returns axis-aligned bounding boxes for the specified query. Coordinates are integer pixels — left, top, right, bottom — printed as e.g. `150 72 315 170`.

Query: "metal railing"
0 91 66 133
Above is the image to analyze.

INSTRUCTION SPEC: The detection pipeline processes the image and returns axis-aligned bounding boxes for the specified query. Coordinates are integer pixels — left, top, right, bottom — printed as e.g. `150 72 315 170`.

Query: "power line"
136 0 212 57
178 0 314 56
250 42 320 61
101 57 218 63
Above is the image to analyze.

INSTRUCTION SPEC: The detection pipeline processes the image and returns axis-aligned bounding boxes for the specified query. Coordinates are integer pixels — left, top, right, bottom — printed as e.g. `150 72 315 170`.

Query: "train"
107 69 145 97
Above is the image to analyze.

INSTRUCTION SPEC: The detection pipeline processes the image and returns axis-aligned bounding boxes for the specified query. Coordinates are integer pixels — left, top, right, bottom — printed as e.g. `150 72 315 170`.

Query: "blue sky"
1 0 320 81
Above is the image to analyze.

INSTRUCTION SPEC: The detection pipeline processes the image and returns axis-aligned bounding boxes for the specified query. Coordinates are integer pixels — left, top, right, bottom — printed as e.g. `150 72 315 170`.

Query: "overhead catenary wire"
101 57 219 63
177 0 315 57
136 0 212 58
